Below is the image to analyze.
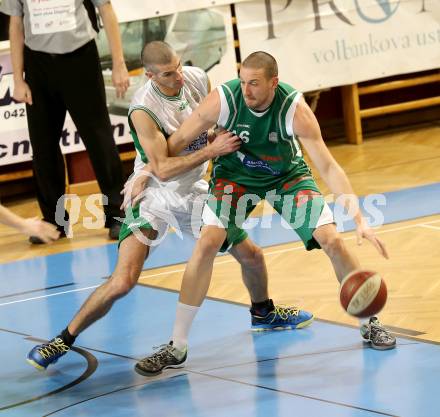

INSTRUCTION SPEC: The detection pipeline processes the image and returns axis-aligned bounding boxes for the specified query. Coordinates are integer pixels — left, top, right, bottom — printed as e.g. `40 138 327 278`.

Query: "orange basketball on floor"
339 270 387 318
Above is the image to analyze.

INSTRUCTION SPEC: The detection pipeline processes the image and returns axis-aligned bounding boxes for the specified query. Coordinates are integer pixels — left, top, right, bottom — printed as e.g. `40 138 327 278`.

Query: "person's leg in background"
60 41 125 238
24 47 69 241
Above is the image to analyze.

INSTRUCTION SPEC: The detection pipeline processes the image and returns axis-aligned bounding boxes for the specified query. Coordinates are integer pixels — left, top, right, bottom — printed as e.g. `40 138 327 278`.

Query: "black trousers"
24 40 124 228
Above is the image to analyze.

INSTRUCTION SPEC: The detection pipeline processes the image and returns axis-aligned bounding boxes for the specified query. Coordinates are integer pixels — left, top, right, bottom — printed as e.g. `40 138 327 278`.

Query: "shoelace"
271 305 300 321
139 344 174 367
370 321 394 343
38 338 70 359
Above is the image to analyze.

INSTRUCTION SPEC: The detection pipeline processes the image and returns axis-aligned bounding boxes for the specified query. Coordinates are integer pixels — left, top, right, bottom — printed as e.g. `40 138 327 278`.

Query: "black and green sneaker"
360 317 396 350
135 341 187 377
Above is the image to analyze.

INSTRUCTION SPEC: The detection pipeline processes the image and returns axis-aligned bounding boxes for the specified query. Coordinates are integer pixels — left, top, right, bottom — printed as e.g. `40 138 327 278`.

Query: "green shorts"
118 203 248 253
203 176 333 250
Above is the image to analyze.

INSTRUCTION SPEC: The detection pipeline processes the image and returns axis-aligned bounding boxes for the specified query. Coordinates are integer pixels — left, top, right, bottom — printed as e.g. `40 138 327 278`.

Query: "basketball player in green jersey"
26 43 313 373
136 51 395 375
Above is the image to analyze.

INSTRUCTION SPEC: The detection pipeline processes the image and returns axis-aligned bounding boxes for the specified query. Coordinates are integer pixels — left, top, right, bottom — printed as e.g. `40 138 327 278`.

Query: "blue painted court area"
0 182 439 416
0 282 439 417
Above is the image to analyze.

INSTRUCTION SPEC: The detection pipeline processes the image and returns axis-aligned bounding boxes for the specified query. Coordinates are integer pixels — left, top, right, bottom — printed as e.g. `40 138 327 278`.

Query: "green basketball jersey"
213 79 312 189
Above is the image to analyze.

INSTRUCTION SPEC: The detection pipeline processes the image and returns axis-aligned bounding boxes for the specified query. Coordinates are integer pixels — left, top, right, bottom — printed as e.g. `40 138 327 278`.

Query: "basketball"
339 270 387 318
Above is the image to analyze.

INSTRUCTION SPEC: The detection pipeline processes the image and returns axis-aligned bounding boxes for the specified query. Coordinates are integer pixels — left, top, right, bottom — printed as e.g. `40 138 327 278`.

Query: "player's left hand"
207 131 241 158
121 172 149 210
21 218 60 243
356 216 389 259
207 128 217 143
112 61 130 99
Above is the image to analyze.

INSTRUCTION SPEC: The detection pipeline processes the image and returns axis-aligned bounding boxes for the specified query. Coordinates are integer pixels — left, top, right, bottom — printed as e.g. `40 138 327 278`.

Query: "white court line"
0 285 99 307
140 218 440 279
3 218 440 306
140 245 305 280
419 224 440 231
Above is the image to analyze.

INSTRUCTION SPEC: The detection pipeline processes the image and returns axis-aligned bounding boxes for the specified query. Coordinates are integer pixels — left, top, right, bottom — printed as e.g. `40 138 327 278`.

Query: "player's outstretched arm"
167 90 223 156
131 110 240 182
294 98 388 259
0 204 60 242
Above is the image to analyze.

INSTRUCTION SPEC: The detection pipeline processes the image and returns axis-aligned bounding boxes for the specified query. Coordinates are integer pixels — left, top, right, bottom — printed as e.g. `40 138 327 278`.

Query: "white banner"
236 0 440 91
111 0 251 22
0 5 237 166
0 51 133 166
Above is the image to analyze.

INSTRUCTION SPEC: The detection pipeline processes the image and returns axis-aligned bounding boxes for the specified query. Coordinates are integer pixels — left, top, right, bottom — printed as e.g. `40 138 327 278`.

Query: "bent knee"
196 226 226 255
198 237 223 256
107 276 136 298
234 242 265 268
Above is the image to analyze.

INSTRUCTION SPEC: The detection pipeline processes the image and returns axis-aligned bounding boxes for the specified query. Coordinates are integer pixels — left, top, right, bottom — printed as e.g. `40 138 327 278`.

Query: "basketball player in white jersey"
26 42 313 371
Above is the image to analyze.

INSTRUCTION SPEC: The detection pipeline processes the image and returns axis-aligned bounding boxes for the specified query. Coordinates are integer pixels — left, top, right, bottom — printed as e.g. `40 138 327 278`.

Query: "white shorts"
120 180 209 248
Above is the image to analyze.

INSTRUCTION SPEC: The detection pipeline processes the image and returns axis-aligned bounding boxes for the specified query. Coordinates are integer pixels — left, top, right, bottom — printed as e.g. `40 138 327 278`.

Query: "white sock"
172 302 199 351
359 317 370 326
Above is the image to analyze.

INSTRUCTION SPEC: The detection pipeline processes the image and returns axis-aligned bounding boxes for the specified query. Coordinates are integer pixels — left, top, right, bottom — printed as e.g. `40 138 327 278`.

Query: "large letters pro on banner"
236 0 440 91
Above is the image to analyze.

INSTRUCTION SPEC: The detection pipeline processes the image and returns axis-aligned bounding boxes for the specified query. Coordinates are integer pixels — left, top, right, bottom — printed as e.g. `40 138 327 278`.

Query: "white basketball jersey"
128 66 209 194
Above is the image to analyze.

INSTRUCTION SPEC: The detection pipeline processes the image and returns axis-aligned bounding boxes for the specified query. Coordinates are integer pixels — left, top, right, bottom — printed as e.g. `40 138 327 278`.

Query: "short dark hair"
141 41 176 72
241 51 278 79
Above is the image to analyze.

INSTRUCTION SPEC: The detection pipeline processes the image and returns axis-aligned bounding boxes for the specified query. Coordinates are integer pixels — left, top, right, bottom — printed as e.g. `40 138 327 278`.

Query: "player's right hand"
355 216 389 259
13 80 33 105
208 131 241 157
112 62 130 99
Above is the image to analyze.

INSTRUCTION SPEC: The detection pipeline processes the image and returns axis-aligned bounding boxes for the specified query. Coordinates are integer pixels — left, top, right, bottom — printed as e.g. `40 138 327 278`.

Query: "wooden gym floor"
1 122 440 341
1 122 440 416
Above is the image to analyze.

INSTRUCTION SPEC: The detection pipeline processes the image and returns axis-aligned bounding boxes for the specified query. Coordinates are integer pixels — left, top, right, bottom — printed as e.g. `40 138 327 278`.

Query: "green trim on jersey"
278 89 297 140
215 79 311 189
151 81 183 101
128 106 167 164
221 83 238 130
